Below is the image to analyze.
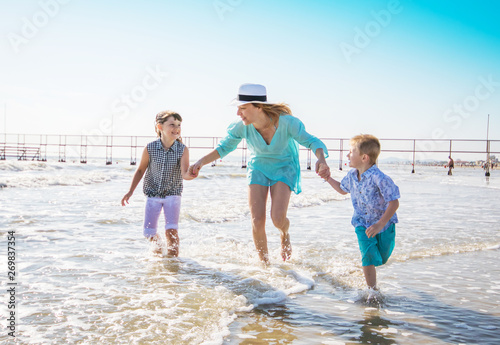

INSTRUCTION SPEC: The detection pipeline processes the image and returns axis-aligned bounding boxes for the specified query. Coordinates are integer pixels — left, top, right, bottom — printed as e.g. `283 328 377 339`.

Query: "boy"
324 134 400 290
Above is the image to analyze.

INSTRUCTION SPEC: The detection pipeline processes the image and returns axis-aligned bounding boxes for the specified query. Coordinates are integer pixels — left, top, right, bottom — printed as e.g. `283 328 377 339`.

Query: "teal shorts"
247 169 279 188
355 223 396 267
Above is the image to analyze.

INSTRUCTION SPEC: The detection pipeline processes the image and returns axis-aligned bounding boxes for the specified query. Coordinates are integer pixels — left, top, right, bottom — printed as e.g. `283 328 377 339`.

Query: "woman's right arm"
189 122 243 178
121 147 149 205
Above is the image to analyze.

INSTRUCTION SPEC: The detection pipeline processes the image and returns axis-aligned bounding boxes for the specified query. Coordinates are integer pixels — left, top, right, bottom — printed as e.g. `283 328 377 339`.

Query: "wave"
0 160 62 172
183 205 250 224
194 172 246 180
290 191 349 208
0 161 129 188
393 241 500 263
0 170 114 188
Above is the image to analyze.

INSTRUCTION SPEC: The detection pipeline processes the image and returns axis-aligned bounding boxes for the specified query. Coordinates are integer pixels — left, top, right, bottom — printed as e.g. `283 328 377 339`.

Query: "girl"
122 111 194 256
189 84 330 264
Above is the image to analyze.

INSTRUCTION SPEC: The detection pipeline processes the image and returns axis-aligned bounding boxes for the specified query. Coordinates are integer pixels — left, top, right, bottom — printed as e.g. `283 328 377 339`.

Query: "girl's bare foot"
150 234 164 255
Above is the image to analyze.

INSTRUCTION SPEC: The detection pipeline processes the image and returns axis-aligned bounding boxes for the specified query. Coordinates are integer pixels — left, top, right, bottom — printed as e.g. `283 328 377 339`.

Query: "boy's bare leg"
270 182 292 261
165 229 179 257
249 185 270 264
363 265 377 289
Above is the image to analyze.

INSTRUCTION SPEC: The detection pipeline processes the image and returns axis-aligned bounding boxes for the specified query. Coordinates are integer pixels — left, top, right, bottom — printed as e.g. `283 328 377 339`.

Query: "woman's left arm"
288 116 330 179
314 148 330 180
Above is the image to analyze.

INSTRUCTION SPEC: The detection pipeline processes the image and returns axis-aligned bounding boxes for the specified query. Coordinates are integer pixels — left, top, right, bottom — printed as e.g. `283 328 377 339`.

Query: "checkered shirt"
143 139 185 197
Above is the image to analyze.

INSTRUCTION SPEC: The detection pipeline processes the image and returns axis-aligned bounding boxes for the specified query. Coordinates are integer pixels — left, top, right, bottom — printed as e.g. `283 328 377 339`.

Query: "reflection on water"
354 309 399 345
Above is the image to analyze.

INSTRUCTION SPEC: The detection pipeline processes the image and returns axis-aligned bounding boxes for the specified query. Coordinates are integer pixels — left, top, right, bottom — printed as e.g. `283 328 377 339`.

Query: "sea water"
0 159 499 344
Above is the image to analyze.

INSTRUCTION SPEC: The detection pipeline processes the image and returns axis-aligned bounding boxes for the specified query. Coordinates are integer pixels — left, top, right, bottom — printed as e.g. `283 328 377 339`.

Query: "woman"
189 84 330 264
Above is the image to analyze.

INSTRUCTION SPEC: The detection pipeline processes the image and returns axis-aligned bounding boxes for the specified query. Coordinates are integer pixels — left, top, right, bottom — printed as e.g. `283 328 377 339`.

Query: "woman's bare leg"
270 182 292 261
248 184 270 264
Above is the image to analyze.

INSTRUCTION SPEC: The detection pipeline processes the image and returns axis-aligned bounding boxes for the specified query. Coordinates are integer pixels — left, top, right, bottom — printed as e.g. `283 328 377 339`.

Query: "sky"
1 0 499 143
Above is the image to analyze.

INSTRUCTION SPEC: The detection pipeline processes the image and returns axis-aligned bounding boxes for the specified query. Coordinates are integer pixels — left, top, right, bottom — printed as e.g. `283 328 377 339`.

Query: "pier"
0 133 498 173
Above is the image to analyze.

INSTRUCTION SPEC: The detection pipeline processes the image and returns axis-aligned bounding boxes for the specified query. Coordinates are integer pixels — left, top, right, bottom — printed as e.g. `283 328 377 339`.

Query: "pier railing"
1 133 498 173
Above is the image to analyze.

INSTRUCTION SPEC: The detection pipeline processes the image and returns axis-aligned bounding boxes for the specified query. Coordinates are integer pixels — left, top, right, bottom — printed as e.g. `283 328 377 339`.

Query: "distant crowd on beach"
441 159 497 169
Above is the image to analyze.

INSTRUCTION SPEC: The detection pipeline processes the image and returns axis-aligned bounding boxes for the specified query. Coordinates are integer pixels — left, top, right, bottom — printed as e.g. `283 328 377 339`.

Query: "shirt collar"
156 138 178 151
359 164 378 180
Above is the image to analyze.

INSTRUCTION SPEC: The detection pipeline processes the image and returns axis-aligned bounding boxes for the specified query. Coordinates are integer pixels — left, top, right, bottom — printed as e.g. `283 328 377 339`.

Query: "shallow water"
1 160 499 344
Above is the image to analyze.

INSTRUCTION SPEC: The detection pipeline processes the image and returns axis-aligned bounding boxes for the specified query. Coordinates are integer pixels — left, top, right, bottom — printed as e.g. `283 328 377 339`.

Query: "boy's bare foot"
281 232 292 261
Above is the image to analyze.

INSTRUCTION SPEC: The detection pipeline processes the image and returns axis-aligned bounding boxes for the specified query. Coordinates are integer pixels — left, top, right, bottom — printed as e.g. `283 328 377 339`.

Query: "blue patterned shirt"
340 165 400 232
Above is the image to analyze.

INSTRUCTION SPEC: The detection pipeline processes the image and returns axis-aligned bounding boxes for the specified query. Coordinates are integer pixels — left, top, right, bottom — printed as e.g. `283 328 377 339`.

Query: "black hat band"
238 94 267 102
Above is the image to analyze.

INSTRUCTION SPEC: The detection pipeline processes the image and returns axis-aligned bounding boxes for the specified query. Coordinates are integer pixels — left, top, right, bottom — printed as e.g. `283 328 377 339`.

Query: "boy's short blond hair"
350 134 381 164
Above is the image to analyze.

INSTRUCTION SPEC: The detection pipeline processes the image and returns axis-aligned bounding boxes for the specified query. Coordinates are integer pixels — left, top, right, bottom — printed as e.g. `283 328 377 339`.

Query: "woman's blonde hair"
155 110 183 142
350 134 381 164
252 103 292 128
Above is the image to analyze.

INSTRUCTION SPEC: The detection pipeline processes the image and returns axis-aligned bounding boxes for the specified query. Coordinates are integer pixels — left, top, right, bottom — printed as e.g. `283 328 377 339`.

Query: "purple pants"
143 196 181 238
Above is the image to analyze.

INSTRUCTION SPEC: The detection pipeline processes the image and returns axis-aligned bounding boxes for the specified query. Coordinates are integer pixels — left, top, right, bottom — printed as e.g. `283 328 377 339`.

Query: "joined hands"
316 162 331 181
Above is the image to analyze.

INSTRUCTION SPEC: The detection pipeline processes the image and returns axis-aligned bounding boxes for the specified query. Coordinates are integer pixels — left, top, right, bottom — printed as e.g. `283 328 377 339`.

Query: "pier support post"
130 136 137 165
485 140 491 177
339 139 343 171
106 136 112 165
412 140 415 173
211 137 217 167
58 135 66 163
39 135 47 162
241 139 247 168
80 135 87 164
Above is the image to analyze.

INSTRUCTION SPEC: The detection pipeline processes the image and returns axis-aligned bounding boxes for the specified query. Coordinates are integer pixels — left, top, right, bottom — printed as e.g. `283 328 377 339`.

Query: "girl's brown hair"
155 110 183 142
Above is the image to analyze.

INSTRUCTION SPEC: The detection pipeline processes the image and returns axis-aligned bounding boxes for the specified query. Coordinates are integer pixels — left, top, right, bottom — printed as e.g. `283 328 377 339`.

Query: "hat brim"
229 98 274 106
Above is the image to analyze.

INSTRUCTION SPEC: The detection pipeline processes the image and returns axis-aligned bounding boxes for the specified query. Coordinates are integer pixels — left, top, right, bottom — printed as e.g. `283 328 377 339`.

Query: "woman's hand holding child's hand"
188 163 201 178
316 162 331 180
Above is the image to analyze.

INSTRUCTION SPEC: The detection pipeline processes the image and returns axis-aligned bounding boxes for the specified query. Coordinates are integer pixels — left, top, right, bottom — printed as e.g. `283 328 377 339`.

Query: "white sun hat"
230 83 274 106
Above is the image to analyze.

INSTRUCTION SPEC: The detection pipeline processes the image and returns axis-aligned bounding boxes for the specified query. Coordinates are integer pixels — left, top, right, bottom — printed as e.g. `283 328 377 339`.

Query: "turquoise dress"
216 115 328 194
